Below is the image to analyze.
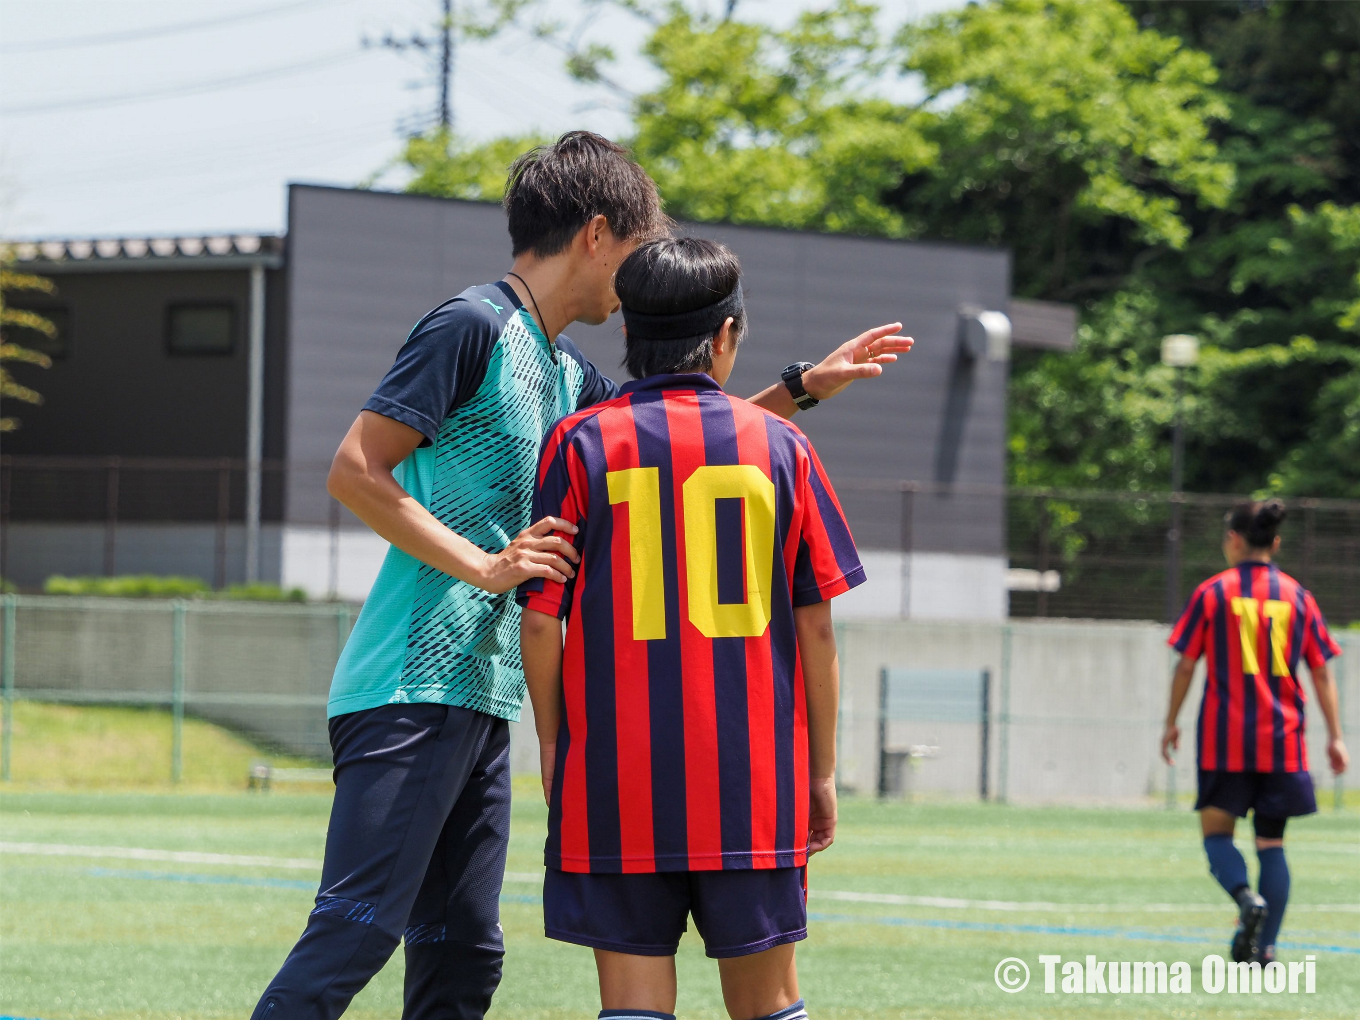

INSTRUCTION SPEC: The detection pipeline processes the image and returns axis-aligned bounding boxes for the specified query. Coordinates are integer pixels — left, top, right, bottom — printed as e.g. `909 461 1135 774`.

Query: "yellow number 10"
1230 597 1292 677
608 465 776 641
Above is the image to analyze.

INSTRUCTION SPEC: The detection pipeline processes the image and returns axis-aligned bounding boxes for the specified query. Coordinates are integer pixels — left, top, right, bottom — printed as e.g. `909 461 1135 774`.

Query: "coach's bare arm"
521 608 565 806
747 323 915 419
796 599 840 855
1311 662 1349 775
327 410 579 593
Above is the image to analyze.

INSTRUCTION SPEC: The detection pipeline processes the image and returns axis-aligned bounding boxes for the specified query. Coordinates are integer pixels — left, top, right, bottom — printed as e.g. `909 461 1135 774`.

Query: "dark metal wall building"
6 184 1074 616
281 185 1014 615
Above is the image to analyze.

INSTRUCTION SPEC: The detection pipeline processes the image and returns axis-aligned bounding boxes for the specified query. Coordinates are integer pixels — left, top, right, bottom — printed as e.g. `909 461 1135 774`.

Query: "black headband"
621 283 744 342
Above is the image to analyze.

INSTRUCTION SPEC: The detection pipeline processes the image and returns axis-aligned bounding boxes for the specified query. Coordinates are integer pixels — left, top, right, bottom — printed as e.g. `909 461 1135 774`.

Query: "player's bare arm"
1160 653 1198 765
747 323 915 419
520 607 565 805
1310 661 1349 775
795 599 839 855
328 410 579 593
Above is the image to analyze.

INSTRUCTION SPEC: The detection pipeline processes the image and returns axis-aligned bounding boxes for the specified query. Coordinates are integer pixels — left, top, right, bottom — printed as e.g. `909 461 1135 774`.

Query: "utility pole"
439 0 453 131
367 0 456 135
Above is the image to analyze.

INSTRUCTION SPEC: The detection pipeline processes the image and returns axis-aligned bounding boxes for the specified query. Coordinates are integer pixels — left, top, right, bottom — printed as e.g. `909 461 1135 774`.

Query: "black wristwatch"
781 362 819 411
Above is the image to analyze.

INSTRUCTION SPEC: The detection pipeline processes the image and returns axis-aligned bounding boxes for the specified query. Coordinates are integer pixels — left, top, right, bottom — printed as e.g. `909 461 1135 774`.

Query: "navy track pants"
250 703 511 1020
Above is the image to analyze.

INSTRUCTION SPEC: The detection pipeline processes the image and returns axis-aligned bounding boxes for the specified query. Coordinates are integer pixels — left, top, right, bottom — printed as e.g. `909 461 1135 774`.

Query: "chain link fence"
3 596 1354 805
5 457 1360 625
0 595 353 779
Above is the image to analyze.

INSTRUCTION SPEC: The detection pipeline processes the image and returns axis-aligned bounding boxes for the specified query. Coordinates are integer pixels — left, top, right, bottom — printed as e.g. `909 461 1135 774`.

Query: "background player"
519 237 864 1020
1161 499 1348 966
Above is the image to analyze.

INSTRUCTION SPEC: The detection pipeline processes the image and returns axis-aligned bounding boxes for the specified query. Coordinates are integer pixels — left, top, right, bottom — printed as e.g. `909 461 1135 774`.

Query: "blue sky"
0 0 960 239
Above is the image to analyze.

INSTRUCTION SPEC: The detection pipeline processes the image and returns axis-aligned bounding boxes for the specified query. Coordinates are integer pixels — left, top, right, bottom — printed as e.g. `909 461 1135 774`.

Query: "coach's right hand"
478 516 580 593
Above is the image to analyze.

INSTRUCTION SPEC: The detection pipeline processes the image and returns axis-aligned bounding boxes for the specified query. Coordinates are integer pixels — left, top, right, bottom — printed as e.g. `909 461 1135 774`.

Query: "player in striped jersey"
519 238 866 1020
1161 499 1347 965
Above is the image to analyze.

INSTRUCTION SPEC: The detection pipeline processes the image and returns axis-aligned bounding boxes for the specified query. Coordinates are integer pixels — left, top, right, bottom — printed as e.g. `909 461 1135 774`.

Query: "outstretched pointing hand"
803 323 914 403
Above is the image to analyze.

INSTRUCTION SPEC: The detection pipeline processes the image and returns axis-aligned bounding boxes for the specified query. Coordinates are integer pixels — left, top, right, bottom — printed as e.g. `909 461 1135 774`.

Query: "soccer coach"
249 131 912 1020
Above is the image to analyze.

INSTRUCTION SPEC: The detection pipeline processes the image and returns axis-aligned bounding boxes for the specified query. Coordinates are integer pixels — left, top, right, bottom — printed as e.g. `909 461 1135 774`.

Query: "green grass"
1 707 1356 1018
1 702 326 791
1 786 1356 1020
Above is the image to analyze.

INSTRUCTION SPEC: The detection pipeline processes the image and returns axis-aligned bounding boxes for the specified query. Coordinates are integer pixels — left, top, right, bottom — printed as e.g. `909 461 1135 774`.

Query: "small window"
167 302 235 355
5 303 70 359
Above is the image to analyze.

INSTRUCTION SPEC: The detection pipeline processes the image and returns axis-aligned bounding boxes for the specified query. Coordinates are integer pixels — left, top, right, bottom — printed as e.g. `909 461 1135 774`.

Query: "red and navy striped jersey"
518 373 865 873
1169 562 1340 773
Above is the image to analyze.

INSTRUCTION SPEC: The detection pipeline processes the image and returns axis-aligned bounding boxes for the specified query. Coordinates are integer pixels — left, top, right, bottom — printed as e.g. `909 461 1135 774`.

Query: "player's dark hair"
503 131 667 258
616 237 747 379
1226 498 1287 549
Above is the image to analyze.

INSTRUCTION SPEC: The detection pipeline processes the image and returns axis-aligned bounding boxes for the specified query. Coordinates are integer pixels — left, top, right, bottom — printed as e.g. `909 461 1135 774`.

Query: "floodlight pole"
1161 334 1198 623
1166 366 1185 623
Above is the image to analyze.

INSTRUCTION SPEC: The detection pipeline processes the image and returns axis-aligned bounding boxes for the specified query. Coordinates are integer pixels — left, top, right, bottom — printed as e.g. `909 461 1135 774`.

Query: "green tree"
399 131 548 200
0 260 55 433
395 0 1360 498
895 0 1233 301
628 3 932 236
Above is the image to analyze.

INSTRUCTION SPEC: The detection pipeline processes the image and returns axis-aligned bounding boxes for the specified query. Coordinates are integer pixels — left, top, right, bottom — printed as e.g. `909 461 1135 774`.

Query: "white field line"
6 844 1355 914
812 890 1360 914
0 841 322 870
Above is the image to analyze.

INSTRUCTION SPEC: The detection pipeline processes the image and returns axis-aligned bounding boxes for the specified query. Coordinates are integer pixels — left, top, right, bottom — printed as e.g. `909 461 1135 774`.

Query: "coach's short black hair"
1226 498 1286 549
616 237 747 379
504 131 666 258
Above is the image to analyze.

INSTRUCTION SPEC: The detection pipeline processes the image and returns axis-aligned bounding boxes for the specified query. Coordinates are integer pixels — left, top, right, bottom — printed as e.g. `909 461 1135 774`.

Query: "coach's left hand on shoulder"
804 323 914 403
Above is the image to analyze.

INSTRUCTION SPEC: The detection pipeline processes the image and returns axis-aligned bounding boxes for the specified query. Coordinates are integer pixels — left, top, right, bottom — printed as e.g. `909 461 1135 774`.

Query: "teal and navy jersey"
328 282 617 721
518 373 865 873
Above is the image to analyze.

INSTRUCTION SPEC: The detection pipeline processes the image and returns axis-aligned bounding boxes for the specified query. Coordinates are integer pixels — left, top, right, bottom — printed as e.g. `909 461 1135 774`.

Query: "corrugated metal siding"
284 185 1010 552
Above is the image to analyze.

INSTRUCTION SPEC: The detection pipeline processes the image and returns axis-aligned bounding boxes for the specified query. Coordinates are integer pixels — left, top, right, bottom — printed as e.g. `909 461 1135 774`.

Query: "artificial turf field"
2 782 1357 1020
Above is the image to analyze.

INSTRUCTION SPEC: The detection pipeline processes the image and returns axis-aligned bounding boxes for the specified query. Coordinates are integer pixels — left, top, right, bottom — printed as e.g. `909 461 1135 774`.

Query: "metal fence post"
1037 498 1050 618
998 624 1012 804
2 593 15 782
335 602 350 660
214 460 231 590
328 498 341 601
171 600 186 784
979 668 991 801
876 668 889 799
104 457 120 577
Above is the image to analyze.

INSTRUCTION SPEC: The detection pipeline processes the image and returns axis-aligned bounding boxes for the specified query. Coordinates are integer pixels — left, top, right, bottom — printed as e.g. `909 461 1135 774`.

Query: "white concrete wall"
834 620 1360 805
831 550 1008 620
280 525 390 602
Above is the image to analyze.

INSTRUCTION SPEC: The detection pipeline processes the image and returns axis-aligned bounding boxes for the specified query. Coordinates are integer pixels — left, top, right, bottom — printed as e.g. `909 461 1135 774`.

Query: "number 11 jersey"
518 372 865 874
1170 561 1340 774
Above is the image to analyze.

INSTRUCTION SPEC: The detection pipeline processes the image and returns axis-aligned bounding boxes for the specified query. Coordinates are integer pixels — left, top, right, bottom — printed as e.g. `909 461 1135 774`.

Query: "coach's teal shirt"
328 282 616 721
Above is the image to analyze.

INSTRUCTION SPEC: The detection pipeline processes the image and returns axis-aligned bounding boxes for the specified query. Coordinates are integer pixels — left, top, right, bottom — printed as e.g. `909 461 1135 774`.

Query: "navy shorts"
543 866 807 959
1195 770 1317 819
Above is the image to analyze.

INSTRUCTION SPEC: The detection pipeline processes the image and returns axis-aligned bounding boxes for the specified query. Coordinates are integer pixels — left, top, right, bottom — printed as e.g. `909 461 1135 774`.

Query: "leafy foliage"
400 131 549 201
629 3 933 236
0 261 55 433
894 0 1233 300
397 0 1360 498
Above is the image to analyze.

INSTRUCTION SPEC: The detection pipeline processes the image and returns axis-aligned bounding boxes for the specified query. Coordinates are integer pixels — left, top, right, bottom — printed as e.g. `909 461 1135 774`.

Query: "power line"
365 0 456 134
0 0 330 55
0 49 367 116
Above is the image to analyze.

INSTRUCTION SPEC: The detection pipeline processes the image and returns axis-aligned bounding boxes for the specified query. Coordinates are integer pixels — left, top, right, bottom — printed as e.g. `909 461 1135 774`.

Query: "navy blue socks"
755 1001 808 1020
599 1011 675 1020
1204 834 1249 898
1256 845 1290 952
